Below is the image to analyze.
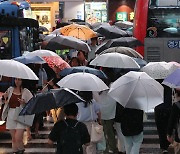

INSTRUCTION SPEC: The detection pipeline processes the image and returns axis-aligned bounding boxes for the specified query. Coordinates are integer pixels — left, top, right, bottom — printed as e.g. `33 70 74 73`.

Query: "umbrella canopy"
25 49 59 57
19 88 84 115
106 37 143 48
90 53 140 69
95 25 128 39
13 55 45 64
43 56 70 72
133 58 147 68
57 72 109 91
91 22 110 30
141 62 178 79
0 60 38 80
60 24 97 40
168 61 180 67
99 47 143 59
115 21 133 29
108 71 164 112
45 35 91 53
162 68 180 88
59 66 107 79
95 37 143 54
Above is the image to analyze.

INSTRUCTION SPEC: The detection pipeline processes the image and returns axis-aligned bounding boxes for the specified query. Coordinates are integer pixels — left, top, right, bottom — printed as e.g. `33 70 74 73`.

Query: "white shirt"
97 90 116 120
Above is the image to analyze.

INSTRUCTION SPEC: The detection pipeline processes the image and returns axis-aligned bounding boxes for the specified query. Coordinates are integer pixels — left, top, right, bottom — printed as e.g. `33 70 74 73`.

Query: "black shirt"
121 108 144 136
49 119 90 154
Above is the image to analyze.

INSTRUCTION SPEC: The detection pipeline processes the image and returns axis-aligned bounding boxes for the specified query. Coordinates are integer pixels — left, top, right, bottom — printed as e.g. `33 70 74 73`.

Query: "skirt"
6 108 26 130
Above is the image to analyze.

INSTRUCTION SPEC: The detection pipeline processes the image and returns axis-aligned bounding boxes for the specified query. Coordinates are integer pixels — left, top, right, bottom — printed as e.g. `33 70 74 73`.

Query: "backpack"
176 102 180 139
58 120 82 154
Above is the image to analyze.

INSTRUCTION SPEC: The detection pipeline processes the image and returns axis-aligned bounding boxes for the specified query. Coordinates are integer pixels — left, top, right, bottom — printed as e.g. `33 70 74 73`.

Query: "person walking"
1 78 33 154
77 91 101 154
48 103 90 154
167 90 180 154
121 108 144 154
97 90 119 154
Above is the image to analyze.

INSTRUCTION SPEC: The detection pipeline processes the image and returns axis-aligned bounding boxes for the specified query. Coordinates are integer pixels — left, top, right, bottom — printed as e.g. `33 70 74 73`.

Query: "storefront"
85 1 107 24
30 2 59 32
108 0 136 23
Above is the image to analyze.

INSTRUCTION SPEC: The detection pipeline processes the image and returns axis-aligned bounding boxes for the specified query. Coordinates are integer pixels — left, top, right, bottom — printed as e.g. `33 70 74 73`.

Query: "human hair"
69 57 80 67
64 103 78 117
78 91 93 107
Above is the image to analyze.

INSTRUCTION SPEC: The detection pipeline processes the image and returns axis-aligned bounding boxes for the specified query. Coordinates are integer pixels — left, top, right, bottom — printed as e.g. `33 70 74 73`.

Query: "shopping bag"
91 122 103 143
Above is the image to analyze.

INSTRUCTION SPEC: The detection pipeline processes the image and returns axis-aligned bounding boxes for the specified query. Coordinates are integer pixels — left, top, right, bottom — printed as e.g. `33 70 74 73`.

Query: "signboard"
116 12 127 21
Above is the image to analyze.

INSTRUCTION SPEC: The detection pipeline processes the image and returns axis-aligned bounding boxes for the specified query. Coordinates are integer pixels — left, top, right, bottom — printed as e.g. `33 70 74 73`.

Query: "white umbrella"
57 72 109 91
108 71 164 112
25 49 59 58
0 60 38 80
141 62 178 79
90 52 140 69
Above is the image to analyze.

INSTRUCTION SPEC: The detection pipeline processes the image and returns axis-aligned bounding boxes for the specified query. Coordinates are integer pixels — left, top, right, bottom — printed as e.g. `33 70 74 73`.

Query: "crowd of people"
0 31 180 154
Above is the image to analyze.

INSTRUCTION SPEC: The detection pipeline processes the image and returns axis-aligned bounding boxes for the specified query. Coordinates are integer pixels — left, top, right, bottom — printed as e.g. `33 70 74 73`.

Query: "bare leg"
10 129 18 152
26 127 32 141
15 129 25 151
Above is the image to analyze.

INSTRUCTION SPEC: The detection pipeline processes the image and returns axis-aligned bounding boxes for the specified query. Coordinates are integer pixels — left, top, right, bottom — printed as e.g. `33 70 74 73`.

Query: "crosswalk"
0 113 175 154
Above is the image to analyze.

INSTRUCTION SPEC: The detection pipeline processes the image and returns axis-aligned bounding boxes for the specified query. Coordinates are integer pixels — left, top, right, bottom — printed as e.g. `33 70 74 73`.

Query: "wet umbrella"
19 88 84 115
141 62 178 79
91 22 110 30
43 56 70 72
115 21 133 29
108 71 164 112
95 37 143 54
106 37 143 48
90 53 140 69
45 35 91 53
57 72 109 91
60 24 97 40
99 47 143 59
162 68 180 88
133 58 147 68
95 25 128 39
0 60 38 80
60 66 107 79
13 55 45 64
25 49 59 57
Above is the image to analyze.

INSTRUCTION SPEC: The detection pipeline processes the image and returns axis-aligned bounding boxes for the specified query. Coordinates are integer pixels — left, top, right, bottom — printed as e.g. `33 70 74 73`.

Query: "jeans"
124 132 143 154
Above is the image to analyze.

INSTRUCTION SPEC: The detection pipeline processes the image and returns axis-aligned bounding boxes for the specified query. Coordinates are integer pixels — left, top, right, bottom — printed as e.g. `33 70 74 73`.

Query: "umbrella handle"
41 78 54 92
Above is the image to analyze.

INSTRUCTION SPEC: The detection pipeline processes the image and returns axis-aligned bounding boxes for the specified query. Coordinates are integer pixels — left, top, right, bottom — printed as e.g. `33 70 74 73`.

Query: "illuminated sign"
116 12 127 21
129 12 134 21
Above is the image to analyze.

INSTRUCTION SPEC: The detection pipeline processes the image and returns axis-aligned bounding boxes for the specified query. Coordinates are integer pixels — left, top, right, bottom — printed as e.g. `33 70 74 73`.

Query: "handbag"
13 106 35 127
90 104 103 143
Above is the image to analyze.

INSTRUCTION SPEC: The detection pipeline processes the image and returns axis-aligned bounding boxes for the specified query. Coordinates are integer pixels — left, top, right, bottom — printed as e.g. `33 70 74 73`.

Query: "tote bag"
90 104 103 143
13 106 35 127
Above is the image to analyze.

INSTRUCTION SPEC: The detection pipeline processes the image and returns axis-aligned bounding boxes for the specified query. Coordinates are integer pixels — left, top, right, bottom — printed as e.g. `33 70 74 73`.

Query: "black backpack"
58 120 82 154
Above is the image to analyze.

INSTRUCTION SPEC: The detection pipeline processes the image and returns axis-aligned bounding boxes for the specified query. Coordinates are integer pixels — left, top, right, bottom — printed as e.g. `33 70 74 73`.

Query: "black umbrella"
19 88 84 115
60 66 107 79
95 25 128 39
95 37 143 54
45 35 91 53
106 37 143 48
